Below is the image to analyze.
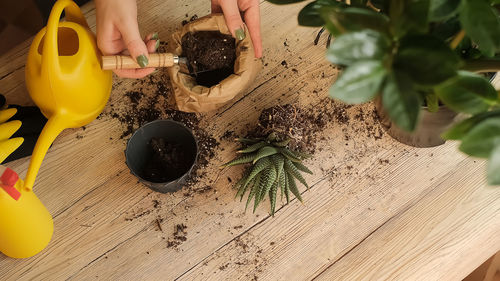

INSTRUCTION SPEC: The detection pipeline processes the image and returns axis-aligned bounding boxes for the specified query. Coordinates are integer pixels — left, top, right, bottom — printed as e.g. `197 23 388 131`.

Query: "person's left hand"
211 0 262 58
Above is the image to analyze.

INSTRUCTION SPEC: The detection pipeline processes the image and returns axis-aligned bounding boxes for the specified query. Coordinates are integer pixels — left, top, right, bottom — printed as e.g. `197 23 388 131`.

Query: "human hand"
0 94 46 164
211 0 262 58
95 0 159 78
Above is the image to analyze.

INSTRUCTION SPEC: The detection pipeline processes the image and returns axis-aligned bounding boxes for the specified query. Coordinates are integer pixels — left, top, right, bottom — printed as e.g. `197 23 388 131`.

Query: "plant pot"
125 120 198 193
167 14 261 113
375 98 458 148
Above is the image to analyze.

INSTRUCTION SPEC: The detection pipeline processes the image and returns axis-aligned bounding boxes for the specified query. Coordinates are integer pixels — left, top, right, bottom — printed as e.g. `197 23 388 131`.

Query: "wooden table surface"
1 1 499 280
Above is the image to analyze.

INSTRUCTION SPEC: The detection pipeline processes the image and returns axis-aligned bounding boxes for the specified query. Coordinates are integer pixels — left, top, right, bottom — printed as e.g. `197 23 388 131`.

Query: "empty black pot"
125 120 198 193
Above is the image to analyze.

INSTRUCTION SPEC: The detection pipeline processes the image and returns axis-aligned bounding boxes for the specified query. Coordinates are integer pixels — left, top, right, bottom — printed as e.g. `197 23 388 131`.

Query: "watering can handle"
42 0 88 77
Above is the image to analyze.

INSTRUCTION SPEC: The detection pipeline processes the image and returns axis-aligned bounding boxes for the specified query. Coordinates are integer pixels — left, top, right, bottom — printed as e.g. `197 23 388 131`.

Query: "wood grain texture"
0 0 499 280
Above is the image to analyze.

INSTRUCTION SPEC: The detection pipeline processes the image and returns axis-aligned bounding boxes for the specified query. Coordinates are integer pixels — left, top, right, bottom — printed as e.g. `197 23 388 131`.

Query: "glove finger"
3 134 37 163
0 137 23 164
0 120 21 141
0 108 17 123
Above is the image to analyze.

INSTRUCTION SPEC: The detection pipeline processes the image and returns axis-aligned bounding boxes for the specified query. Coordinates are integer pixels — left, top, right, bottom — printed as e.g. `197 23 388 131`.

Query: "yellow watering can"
0 0 112 258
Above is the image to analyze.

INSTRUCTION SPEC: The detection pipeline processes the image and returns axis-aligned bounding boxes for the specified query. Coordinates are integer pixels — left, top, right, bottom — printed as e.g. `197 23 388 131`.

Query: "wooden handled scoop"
101 53 190 73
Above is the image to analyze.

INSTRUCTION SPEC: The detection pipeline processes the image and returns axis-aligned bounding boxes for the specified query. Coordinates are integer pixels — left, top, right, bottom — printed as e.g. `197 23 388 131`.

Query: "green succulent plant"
222 132 313 216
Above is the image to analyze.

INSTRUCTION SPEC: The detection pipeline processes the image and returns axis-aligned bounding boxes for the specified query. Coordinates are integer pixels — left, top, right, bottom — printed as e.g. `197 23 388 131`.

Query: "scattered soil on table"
181 31 236 87
100 73 219 188
246 100 384 154
142 138 192 183
166 223 188 248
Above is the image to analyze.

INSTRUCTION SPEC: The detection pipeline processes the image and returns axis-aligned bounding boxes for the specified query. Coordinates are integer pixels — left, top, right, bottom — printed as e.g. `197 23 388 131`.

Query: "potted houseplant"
267 0 500 185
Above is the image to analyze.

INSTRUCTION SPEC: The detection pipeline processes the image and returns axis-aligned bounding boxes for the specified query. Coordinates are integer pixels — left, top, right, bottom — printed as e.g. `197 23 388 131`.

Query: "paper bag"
167 14 261 112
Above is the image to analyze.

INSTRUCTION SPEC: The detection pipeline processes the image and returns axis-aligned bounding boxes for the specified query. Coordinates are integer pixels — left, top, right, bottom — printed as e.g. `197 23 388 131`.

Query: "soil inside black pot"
142 137 191 183
181 31 236 87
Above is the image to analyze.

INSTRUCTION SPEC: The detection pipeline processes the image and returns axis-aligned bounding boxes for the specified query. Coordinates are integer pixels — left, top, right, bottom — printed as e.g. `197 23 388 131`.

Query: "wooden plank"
0 0 498 280
313 165 500 281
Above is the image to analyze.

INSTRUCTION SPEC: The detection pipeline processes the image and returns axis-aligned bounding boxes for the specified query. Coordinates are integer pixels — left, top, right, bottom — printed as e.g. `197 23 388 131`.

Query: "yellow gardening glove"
0 94 47 164
0 107 24 164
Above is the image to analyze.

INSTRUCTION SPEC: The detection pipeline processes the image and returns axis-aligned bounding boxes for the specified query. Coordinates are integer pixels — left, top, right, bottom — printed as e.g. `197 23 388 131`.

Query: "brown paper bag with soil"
167 14 261 113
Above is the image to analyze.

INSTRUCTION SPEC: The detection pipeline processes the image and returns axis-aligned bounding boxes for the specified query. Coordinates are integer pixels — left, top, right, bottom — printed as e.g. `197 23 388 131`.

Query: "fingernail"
155 39 160 51
151 32 159 40
235 28 245 41
137 54 149 68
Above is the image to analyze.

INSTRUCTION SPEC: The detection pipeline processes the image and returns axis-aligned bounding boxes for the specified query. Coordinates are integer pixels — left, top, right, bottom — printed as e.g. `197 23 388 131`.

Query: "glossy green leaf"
487 144 500 185
381 72 421 131
459 117 500 158
442 110 500 140
327 30 391 65
330 61 387 104
390 0 430 37
435 71 498 114
429 0 460 21
320 6 390 36
298 0 345 27
460 0 500 57
394 34 460 85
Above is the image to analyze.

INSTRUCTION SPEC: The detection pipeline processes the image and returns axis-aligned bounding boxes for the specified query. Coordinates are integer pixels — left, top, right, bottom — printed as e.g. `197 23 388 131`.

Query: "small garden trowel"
101 53 201 75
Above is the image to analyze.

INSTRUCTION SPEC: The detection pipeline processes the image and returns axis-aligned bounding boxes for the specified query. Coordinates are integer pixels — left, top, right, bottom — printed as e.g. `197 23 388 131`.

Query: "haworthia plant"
223 133 313 216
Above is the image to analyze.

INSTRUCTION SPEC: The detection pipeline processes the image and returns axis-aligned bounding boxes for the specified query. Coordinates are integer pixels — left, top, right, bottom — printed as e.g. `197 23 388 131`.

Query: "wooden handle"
101 53 176 70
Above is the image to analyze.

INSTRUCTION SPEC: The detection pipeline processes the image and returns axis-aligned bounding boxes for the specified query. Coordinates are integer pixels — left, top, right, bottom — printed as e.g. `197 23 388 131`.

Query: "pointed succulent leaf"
246 174 261 211
292 150 313 159
284 159 309 189
287 171 303 202
279 147 302 163
272 138 291 147
270 180 279 216
243 157 272 188
253 146 279 164
235 137 263 144
279 165 286 201
238 141 268 153
293 161 313 174
222 153 257 168
258 166 277 203
235 168 252 199
284 172 290 203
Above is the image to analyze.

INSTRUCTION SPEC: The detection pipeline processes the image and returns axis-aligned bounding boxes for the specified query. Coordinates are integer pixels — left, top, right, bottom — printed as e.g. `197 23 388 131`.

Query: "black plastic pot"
125 120 198 193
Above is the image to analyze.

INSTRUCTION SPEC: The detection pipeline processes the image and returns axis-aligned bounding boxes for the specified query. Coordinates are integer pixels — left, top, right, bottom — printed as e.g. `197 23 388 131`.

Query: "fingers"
0 138 23 164
0 120 21 141
219 0 246 41
118 15 150 68
243 4 263 58
113 68 156 79
0 108 17 123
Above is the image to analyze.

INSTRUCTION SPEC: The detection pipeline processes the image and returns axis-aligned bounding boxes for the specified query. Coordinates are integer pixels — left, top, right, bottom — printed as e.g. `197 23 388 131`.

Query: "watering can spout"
24 116 65 191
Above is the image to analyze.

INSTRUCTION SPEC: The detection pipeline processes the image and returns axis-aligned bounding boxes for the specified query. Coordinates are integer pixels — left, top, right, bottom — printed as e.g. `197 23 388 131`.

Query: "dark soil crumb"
101 73 219 188
181 31 236 87
142 138 192 183
221 130 235 141
182 14 199 26
167 223 188 248
281 60 288 68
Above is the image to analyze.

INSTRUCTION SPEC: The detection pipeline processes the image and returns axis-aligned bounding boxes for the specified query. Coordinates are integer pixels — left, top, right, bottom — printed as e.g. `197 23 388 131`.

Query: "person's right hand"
95 0 159 78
